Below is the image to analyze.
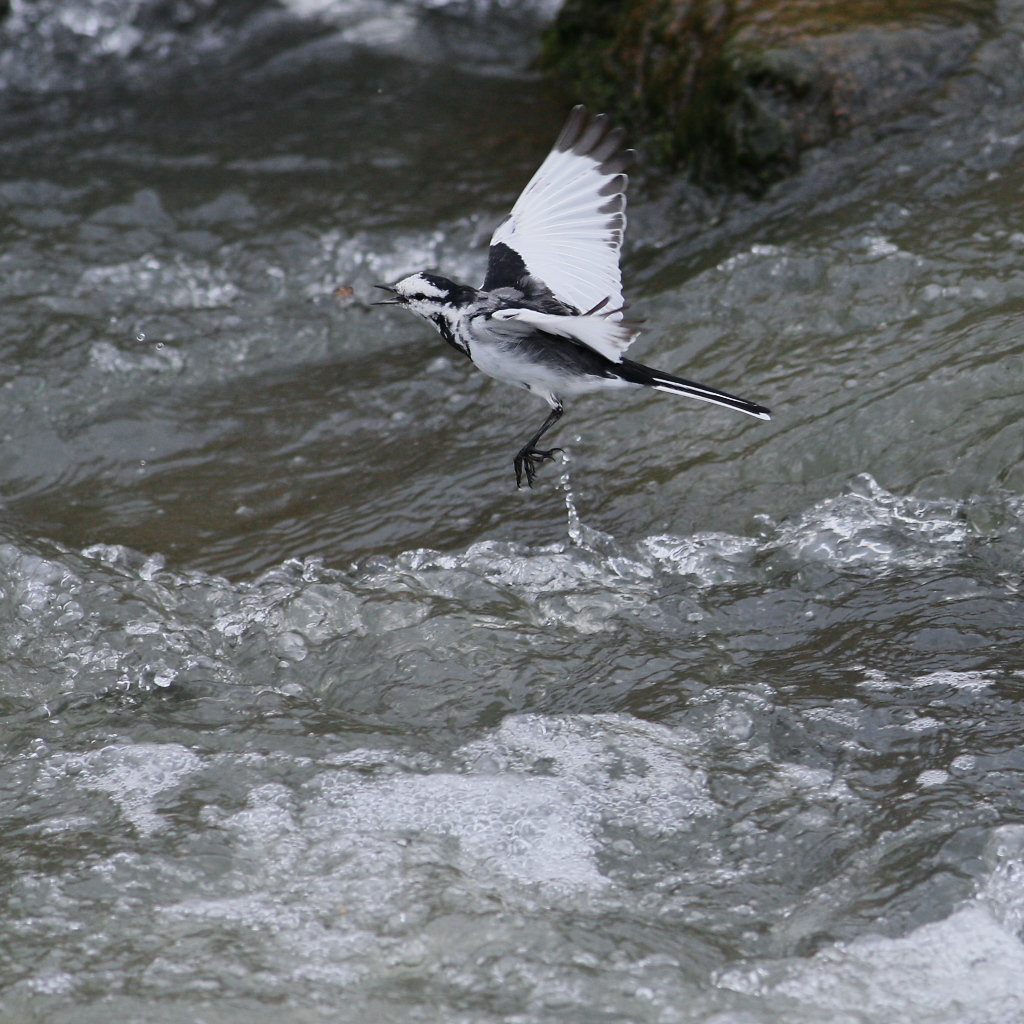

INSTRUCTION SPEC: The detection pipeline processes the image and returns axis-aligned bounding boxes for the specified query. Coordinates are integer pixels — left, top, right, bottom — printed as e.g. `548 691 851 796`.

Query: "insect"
376 106 770 487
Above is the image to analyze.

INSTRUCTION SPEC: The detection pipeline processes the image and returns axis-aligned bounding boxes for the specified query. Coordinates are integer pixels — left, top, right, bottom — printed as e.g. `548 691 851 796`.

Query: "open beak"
372 284 403 305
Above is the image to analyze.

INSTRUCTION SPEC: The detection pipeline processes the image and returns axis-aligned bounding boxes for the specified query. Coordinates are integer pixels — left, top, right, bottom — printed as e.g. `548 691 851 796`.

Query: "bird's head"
374 272 476 320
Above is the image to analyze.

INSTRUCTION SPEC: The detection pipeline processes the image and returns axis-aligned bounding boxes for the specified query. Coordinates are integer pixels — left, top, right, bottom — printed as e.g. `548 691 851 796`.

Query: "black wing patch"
483 242 579 315
482 240 528 292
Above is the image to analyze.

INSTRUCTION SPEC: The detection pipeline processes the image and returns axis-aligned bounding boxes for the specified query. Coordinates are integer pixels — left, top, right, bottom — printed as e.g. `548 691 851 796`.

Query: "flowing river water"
1 0 1024 1021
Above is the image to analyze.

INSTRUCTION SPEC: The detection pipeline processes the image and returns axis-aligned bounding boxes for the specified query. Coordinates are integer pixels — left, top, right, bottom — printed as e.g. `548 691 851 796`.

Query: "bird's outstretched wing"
484 106 633 323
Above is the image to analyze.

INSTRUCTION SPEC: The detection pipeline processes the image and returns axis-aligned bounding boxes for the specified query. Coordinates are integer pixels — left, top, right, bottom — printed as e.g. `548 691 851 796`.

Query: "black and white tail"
617 358 771 421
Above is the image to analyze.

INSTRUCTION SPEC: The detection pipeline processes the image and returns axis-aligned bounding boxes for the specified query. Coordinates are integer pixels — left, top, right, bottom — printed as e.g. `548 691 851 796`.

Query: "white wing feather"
489 107 633 323
491 308 639 364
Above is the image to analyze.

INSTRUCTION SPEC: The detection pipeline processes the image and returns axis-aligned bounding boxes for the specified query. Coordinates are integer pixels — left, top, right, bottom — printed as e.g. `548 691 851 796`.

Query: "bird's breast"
431 314 470 357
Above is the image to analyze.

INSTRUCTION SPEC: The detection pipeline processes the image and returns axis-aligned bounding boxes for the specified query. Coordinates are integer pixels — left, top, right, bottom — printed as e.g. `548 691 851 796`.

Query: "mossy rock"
542 0 994 183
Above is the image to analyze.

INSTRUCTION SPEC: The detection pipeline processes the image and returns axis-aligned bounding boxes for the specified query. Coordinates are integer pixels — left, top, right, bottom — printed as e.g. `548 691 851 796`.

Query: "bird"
375 105 771 488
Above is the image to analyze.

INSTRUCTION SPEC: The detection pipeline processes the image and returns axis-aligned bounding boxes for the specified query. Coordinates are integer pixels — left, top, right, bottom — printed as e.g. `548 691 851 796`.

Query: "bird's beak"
372 284 403 305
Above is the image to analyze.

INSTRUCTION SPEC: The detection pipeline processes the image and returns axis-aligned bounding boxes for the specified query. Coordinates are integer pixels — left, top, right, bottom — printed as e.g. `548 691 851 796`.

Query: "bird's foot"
513 445 563 488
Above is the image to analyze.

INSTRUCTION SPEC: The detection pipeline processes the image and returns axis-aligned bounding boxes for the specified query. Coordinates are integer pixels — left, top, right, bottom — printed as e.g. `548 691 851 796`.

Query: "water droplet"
136 333 145 342
155 342 164 350
559 448 586 547
139 459 146 467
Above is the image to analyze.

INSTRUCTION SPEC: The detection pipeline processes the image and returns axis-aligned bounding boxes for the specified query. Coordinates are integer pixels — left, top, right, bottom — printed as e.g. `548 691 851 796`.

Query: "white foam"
78 255 239 310
378 540 654 634
859 668 995 693
189 714 718 912
71 743 202 836
715 823 1024 1022
978 825 1024 937
460 713 716 842
314 771 606 890
774 474 969 569
641 532 760 585
89 340 185 374
643 475 982 584
719 906 1024 1022
0 466 1002 716
862 234 901 258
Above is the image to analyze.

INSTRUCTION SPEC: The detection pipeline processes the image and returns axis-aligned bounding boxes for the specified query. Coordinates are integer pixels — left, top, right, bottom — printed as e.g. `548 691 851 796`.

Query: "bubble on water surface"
78 255 239 311
66 743 202 836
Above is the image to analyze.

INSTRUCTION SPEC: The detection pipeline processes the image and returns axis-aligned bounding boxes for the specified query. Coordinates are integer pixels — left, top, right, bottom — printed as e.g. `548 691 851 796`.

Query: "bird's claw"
513 446 563 488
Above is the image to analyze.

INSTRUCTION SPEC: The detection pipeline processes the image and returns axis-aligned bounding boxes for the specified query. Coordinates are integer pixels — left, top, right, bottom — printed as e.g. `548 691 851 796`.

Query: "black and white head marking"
390 273 475 356
393 272 476 309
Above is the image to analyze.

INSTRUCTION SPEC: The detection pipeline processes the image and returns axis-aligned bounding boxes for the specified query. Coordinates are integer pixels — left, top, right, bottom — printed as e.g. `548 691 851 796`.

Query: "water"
1 0 1024 1020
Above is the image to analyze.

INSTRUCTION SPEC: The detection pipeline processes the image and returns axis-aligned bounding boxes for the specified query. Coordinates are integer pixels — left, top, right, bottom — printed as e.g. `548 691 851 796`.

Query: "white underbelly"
470 340 635 405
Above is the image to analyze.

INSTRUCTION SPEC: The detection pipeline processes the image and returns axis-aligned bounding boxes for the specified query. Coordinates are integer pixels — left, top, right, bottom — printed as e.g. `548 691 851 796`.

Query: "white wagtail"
375 106 771 487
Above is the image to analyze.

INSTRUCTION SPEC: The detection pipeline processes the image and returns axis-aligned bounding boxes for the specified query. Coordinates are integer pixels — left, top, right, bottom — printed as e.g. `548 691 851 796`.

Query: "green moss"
542 0 738 174
541 0 997 183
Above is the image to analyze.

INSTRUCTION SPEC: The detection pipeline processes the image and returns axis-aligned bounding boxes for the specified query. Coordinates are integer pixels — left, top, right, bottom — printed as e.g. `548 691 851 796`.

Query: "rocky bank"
542 0 1014 183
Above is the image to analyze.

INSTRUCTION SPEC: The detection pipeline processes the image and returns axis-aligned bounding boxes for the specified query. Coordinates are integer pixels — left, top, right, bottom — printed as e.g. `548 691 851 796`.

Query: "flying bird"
375 106 771 487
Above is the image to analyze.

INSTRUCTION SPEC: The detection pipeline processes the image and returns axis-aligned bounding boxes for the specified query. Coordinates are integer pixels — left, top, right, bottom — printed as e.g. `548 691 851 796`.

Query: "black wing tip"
576 113 613 158
597 194 625 215
590 125 625 163
598 149 635 175
598 173 628 197
576 113 609 155
554 106 633 171
555 105 588 152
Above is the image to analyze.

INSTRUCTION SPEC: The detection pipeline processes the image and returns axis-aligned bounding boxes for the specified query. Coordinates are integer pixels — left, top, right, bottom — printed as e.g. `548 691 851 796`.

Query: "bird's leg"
513 404 564 488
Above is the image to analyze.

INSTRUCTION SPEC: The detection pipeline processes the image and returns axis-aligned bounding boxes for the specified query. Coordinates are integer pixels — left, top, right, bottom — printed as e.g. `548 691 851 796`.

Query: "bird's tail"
616 358 771 421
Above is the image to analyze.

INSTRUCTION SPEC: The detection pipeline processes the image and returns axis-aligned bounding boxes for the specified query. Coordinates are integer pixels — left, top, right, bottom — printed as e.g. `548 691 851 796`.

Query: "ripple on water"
0 472 1020 719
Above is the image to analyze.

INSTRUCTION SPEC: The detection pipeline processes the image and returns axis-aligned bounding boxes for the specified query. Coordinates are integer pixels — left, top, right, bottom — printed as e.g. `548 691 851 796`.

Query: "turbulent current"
1 0 1024 1021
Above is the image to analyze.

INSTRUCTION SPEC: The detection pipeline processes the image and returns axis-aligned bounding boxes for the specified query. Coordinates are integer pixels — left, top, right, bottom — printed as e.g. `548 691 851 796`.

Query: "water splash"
558 443 585 548
558 436 622 554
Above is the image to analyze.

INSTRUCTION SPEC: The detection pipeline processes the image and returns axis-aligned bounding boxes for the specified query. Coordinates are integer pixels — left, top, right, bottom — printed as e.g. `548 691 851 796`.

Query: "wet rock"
542 0 992 183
